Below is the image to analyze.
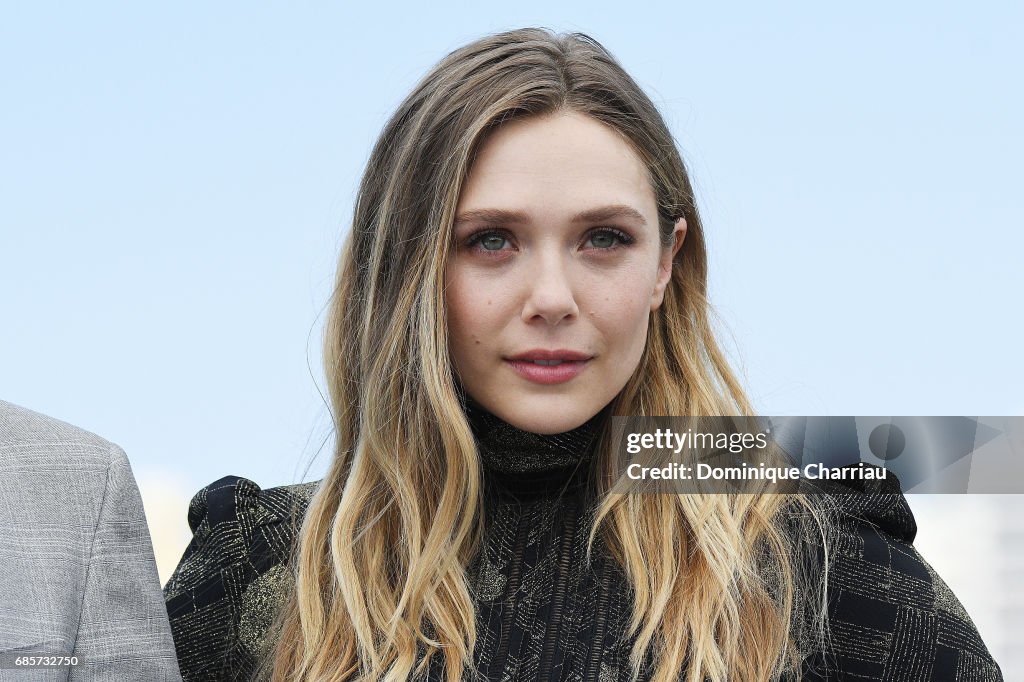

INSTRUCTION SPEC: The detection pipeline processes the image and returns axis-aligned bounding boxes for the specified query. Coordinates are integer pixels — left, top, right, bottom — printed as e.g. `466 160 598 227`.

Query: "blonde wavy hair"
265 28 833 682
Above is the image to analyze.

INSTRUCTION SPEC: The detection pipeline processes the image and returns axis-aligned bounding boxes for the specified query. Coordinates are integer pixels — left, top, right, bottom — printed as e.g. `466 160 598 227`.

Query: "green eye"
481 234 507 250
586 228 633 249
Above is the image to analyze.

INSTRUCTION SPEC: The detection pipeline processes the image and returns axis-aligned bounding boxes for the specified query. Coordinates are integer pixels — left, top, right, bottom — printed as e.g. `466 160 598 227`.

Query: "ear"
651 218 687 311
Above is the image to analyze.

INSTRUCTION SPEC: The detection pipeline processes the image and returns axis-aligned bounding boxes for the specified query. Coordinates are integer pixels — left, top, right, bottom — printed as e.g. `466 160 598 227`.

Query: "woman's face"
446 111 685 434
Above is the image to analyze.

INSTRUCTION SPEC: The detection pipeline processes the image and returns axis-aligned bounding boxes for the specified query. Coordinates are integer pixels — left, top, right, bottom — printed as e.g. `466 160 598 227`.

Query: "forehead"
457 111 657 222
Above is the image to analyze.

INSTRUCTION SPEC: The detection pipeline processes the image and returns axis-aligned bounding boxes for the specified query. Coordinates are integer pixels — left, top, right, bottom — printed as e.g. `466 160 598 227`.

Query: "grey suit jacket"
0 400 182 681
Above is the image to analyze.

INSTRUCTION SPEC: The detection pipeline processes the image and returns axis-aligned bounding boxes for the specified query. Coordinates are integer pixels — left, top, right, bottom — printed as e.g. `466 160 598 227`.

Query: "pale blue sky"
2 1 1021 493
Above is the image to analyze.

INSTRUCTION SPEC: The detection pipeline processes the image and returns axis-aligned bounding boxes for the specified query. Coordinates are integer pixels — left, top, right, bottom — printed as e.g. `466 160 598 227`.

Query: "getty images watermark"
606 416 1024 495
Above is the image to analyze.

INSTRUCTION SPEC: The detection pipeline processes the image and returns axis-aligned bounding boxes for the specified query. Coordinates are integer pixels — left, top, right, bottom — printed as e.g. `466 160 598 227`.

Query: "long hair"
266 28 832 682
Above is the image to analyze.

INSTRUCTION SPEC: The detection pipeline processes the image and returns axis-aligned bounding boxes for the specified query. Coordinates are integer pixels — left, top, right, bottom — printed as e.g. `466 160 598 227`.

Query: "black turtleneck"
457 397 632 682
164 403 1005 681
463 395 606 498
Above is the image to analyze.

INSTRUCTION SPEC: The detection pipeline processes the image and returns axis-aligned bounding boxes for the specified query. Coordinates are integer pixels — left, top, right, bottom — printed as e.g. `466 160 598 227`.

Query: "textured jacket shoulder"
164 475 319 680
799 465 1003 680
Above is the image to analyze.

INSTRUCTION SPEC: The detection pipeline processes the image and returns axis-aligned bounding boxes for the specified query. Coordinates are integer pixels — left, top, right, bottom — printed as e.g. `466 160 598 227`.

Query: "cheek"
444 274 471 365
445 278 466 330
445 271 502 359
585 272 655 346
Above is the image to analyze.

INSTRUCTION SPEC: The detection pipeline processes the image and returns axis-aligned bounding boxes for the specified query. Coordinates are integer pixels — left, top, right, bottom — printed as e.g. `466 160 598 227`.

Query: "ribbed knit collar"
461 394 607 481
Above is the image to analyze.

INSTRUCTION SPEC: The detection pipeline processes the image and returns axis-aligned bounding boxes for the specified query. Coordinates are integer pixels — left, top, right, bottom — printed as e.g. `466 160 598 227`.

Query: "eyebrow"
453 204 647 228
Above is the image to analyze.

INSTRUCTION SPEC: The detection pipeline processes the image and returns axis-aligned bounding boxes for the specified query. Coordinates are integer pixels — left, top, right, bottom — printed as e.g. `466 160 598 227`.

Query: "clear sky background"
2 0 1021 670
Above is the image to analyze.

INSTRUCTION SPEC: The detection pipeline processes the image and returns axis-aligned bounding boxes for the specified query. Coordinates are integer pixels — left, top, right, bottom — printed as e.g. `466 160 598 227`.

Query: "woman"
164 29 1002 682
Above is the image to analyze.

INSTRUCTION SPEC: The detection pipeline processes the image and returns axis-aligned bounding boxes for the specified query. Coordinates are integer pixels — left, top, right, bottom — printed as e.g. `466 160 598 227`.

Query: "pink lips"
504 349 593 385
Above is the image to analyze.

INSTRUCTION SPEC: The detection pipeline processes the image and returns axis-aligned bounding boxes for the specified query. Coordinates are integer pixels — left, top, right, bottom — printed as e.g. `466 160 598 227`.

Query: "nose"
520 250 579 326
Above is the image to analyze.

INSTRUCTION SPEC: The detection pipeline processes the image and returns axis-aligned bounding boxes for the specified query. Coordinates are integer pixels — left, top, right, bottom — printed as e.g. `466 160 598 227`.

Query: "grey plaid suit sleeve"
0 400 182 681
